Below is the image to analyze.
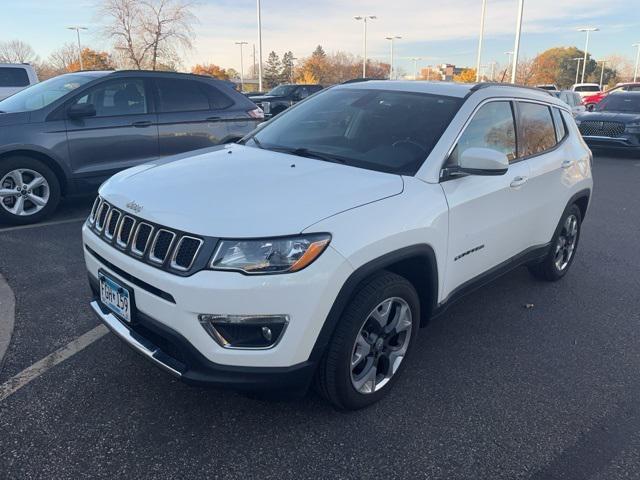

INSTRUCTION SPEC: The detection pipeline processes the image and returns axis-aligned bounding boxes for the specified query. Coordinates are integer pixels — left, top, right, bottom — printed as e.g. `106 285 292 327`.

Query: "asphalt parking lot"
0 154 639 479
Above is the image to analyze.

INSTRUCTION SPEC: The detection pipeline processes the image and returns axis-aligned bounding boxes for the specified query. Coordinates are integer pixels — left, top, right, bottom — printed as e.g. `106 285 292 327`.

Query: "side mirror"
68 103 96 119
458 147 509 176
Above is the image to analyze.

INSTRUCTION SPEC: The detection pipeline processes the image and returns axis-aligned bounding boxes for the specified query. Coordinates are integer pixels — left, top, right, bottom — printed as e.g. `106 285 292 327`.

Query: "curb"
0 273 16 373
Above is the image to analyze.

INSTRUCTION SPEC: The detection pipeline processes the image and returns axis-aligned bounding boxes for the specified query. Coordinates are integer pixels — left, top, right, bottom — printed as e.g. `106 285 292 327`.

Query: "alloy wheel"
0 169 50 217
554 214 579 271
350 297 412 394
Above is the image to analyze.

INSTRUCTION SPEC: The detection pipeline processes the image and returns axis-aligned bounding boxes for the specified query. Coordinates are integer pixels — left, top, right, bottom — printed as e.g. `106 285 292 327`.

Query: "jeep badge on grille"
126 201 143 214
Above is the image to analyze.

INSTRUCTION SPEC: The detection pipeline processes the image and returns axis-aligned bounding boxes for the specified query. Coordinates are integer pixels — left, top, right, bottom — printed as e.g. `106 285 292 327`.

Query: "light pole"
572 57 582 85
235 41 248 92
354 15 377 78
67 26 87 70
475 0 487 82
633 43 640 82
489 61 497 81
409 57 422 80
290 56 297 83
257 0 263 91
577 27 598 83
598 60 606 90
510 0 524 84
385 35 401 79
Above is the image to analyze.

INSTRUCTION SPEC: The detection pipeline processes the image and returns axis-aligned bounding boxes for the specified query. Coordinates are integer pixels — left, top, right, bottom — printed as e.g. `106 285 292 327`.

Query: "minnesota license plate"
99 271 132 323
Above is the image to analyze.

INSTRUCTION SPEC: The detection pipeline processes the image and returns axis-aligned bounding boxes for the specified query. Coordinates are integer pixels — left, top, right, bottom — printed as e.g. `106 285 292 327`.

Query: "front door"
65 78 159 178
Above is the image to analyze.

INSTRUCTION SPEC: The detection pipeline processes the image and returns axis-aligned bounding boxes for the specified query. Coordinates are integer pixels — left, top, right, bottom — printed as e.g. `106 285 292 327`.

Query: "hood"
0 111 30 127
100 144 404 238
576 111 640 123
248 95 283 102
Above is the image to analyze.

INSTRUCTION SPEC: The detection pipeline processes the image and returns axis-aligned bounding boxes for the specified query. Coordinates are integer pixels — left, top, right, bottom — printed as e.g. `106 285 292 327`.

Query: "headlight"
210 233 331 274
625 122 640 133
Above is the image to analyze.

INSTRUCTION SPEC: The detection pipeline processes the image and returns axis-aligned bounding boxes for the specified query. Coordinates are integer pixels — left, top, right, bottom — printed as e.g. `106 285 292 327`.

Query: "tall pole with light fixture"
572 57 582 85
578 27 598 83
257 0 264 91
598 60 606 90
354 15 377 78
510 0 524 84
235 41 248 92
633 43 640 82
67 26 87 70
475 0 487 82
385 35 401 79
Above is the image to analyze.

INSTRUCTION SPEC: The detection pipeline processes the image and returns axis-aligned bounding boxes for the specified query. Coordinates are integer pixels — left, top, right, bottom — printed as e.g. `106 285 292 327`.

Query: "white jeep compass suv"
83 81 593 410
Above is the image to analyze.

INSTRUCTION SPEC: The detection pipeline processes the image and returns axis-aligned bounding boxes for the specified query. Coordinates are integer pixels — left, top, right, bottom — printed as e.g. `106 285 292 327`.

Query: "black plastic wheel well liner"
308 244 438 363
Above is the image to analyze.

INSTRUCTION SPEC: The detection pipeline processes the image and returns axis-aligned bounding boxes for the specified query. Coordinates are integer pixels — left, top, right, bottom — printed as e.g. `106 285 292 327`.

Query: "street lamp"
633 43 640 82
235 41 248 92
290 56 297 83
598 60 606 90
510 0 524 84
256 0 264 91
385 35 401 79
489 61 497 81
409 57 422 80
67 26 87 70
572 57 583 85
354 15 377 78
475 0 487 82
577 27 598 83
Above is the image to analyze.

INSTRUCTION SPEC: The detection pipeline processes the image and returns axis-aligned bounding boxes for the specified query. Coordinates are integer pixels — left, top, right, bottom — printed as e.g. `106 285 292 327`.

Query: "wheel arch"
571 189 591 221
308 245 439 363
0 149 69 195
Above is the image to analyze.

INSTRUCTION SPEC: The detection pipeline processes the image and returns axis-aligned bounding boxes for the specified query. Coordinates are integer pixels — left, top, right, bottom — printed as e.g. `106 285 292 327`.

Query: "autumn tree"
191 63 229 80
100 0 196 70
453 68 476 83
528 47 610 88
263 51 282 88
67 48 115 72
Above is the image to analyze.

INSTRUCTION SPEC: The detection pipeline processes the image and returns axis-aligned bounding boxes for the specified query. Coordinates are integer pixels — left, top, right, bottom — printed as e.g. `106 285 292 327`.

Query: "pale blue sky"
1 0 638 75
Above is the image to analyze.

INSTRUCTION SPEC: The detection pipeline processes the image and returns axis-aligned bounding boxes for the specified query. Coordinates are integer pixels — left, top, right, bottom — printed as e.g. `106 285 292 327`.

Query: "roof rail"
470 82 555 96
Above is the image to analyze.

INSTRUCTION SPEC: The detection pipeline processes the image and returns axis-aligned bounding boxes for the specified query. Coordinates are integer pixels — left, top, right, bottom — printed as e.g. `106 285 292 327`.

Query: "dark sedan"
576 92 640 153
0 70 263 225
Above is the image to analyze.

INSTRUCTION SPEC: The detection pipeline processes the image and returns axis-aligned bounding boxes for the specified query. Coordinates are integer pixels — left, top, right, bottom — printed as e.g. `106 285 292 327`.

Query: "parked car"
571 83 601 99
84 81 592 410
551 90 586 117
247 84 323 117
583 82 640 111
0 70 263 225
0 63 38 100
576 91 640 152
536 84 559 91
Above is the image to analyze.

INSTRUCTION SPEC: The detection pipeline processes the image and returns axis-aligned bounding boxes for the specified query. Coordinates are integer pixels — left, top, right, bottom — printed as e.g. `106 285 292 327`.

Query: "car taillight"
248 107 264 119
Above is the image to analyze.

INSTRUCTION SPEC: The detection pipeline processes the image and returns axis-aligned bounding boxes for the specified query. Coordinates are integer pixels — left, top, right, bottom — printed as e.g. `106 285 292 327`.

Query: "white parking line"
0 216 87 234
0 325 108 402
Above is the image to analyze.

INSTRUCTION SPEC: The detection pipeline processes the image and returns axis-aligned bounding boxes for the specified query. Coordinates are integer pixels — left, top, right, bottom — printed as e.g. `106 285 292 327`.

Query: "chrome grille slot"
149 229 175 264
116 216 136 248
89 197 101 224
96 203 110 231
105 209 121 240
171 236 203 271
132 223 154 256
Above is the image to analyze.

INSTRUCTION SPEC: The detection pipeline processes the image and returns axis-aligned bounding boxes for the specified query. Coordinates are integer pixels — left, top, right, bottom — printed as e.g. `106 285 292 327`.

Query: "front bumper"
582 134 640 150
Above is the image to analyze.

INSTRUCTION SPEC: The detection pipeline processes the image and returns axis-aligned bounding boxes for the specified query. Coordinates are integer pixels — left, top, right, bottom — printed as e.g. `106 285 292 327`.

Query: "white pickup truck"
0 63 38 101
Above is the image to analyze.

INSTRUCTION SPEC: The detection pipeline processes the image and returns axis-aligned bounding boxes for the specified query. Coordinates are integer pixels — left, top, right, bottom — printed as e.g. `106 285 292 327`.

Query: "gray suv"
0 70 263 225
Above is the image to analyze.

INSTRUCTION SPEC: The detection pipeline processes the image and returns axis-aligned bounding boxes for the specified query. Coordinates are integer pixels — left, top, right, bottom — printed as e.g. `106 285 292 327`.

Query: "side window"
517 102 556 157
296 86 311 99
73 79 147 117
155 78 210 113
205 84 234 110
551 108 567 141
449 101 517 165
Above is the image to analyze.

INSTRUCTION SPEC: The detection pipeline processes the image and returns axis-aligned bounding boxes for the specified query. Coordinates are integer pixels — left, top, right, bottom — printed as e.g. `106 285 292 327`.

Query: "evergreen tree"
264 51 282 88
281 51 295 83
312 45 326 59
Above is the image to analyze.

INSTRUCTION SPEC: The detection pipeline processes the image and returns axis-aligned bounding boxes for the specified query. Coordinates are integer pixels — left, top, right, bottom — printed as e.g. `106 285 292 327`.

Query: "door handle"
510 176 528 188
561 159 575 169
131 120 152 127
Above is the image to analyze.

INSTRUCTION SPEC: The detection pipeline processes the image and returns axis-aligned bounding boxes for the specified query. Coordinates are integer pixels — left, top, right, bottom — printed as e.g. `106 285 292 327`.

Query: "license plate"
99 271 132 323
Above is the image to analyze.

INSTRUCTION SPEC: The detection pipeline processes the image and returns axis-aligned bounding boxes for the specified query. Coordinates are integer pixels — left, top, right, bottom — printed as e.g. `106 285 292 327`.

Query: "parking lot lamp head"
66 26 88 71
354 15 377 78
384 35 401 80
577 27 599 83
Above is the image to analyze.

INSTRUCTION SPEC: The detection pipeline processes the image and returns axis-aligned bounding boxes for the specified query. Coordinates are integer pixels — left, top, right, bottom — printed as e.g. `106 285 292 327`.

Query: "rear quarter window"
517 102 557 157
0 67 30 87
551 108 567 141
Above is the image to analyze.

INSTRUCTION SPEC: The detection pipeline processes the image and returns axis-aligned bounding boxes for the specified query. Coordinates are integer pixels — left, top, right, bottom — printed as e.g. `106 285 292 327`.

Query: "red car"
584 82 640 110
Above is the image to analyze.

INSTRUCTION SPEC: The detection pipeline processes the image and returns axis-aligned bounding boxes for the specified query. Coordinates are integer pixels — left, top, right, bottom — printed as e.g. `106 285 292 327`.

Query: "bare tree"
0 40 39 64
49 43 80 72
99 0 196 70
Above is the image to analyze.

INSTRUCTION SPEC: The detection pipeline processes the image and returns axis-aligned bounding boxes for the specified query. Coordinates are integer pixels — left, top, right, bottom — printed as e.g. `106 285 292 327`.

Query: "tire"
0 156 61 225
528 204 582 281
316 271 420 410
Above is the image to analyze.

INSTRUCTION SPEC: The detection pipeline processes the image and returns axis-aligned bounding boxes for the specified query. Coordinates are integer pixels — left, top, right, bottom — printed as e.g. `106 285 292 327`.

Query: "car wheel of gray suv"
528 204 582 281
316 271 420 410
0 156 61 225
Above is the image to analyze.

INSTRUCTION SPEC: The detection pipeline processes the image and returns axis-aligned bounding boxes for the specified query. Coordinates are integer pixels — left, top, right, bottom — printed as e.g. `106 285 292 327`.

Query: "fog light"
198 314 288 349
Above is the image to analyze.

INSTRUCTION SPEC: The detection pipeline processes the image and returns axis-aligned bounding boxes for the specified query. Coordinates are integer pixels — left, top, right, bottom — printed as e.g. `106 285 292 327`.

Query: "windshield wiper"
269 146 348 164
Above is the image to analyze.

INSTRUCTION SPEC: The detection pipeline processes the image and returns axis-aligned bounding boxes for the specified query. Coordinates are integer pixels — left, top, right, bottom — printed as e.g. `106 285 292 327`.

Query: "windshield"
0 74 95 113
246 87 463 175
597 93 640 113
267 85 296 97
574 85 600 92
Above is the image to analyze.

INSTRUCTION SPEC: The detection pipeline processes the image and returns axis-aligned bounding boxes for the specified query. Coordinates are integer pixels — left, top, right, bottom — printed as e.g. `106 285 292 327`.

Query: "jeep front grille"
87 197 210 275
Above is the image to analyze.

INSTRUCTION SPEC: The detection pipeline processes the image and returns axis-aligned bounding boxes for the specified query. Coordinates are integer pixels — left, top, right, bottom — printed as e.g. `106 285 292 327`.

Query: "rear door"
153 77 237 156
65 77 159 177
441 100 533 296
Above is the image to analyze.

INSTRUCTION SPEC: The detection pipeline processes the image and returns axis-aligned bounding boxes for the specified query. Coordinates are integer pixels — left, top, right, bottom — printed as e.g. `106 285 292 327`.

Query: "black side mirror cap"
68 103 96 119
